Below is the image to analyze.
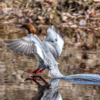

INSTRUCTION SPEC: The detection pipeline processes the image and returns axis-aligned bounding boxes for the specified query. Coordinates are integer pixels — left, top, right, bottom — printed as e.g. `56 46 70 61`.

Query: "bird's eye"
51 41 54 42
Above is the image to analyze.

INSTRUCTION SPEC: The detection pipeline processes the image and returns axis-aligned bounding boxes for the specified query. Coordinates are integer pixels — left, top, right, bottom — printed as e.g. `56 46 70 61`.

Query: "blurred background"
1 0 100 100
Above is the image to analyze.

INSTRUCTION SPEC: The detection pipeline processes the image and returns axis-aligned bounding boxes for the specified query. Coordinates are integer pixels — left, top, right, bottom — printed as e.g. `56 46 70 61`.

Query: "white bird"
4 23 64 76
5 23 100 83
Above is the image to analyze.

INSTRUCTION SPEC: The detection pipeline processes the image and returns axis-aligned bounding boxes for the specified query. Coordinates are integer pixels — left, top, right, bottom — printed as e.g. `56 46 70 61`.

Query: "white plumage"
4 24 64 75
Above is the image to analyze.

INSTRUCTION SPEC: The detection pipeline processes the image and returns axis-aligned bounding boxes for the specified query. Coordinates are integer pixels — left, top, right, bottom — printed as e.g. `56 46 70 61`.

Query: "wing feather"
4 35 44 59
44 24 64 57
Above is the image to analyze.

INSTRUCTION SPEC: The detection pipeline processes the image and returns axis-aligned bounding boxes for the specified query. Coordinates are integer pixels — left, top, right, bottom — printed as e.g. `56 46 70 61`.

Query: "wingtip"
4 40 12 44
4 39 18 44
4 40 11 44
4 40 8 43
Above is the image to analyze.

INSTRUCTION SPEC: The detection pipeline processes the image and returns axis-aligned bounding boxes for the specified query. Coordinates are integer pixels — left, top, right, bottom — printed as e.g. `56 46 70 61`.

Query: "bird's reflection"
25 76 62 100
25 74 100 100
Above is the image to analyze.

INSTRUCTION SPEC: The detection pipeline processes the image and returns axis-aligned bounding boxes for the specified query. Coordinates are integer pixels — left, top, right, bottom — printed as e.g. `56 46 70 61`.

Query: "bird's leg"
31 76 47 84
25 68 39 74
36 68 45 73
25 78 40 85
25 68 45 74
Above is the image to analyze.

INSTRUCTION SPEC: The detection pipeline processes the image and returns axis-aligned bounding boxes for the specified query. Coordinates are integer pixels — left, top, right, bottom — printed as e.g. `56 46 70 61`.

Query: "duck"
4 23 64 76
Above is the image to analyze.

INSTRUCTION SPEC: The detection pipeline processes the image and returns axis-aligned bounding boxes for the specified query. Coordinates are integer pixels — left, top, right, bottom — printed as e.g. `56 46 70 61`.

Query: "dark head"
20 24 37 34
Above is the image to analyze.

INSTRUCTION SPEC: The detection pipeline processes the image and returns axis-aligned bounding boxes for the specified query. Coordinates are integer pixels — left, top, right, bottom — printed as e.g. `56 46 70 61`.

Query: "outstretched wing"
4 35 44 60
44 24 64 57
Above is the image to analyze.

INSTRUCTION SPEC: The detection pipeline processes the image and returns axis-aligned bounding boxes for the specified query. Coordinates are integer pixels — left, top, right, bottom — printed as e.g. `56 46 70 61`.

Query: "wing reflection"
25 76 62 100
60 74 100 85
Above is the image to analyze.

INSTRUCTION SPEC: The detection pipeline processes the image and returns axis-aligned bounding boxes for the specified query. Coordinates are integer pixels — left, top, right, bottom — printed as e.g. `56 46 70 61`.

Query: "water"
0 23 100 100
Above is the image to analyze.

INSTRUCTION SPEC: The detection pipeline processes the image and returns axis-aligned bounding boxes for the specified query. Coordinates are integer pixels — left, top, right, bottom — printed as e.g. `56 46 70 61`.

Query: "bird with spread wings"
4 24 64 75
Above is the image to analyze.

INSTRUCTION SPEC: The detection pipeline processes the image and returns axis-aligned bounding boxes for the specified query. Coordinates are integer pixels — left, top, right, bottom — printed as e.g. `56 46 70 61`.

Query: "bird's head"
19 24 37 34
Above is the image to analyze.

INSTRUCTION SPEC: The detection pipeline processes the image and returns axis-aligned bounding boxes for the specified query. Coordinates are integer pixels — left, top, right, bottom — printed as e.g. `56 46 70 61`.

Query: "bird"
4 23 100 82
4 23 64 75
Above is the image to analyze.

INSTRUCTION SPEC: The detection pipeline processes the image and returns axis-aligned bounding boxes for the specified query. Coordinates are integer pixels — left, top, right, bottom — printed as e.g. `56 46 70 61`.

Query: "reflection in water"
25 76 62 100
61 74 100 85
25 74 100 100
